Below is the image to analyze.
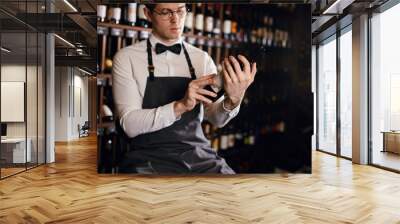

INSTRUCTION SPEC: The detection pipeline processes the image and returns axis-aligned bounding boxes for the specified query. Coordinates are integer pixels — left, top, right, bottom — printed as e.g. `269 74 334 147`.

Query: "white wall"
54 67 89 141
55 66 69 141
1 64 46 164
312 45 317 150
1 65 39 137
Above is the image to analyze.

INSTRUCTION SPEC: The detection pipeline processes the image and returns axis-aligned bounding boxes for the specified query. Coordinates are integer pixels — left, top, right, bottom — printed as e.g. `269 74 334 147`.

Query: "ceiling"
0 0 99 72
310 0 390 43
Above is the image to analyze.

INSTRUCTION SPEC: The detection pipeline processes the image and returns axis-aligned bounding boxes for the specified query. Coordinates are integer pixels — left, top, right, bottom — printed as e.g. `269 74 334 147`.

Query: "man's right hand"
174 74 217 118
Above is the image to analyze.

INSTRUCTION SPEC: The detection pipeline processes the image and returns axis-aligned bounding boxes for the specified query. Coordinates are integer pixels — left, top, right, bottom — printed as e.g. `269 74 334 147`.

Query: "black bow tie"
155 43 182 55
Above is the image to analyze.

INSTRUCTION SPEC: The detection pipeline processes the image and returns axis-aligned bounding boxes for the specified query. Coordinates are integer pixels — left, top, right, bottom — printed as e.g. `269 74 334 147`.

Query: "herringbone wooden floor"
1 135 400 224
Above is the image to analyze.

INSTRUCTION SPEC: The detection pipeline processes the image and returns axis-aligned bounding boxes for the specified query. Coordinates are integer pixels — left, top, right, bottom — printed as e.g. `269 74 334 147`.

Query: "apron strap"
181 43 196 80
146 39 196 81
146 39 155 81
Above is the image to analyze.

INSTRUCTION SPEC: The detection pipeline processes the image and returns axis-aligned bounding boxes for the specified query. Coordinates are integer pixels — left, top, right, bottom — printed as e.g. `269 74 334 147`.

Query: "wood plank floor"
1 135 400 223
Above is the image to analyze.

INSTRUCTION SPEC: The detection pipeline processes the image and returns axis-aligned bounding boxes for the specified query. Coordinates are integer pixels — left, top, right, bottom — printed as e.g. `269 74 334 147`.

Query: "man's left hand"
222 55 257 110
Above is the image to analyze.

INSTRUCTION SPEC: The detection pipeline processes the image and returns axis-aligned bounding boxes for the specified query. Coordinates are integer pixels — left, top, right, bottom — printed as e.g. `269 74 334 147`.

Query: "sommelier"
112 3 257 174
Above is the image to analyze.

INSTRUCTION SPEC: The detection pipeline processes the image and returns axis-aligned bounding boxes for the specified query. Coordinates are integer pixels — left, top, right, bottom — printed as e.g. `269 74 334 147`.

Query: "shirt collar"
149 33 184 48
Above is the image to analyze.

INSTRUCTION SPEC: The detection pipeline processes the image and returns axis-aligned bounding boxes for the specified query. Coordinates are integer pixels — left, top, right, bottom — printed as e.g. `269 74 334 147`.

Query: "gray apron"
119 39 235 174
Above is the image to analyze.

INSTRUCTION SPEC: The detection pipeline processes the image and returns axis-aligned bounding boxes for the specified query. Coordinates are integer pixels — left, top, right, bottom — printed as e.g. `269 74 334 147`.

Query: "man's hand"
222 55 257 110
174 74 217 117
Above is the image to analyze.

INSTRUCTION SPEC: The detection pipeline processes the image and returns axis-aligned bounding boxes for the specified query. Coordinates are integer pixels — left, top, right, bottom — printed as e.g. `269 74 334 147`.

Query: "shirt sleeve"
112 50 180 138
202 53 240 128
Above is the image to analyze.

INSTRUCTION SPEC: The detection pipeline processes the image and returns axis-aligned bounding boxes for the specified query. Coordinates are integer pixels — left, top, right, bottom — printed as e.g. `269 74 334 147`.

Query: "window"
317 36 337 154
371 2 400 171
0 1 47 179
339 28 352 158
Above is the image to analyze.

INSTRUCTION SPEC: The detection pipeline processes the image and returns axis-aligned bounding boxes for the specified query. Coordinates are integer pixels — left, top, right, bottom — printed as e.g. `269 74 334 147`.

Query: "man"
112 3 257 174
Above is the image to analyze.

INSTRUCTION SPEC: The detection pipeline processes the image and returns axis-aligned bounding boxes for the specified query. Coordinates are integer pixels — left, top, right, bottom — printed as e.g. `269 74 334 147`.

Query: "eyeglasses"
152 7 188 20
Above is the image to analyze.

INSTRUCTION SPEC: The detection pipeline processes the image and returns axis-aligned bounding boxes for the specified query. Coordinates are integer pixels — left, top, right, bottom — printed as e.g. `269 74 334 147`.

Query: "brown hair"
144 4 156 12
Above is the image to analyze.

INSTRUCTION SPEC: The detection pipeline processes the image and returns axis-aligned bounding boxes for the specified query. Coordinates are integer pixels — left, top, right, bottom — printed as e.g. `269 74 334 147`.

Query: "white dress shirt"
112 34 240 138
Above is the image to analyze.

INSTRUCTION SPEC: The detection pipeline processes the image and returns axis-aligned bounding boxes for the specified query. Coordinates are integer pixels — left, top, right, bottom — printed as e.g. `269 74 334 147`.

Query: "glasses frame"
151 7 189 20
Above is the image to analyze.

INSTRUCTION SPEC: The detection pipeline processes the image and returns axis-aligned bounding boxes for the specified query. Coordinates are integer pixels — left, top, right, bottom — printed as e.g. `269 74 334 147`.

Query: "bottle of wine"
204 4 214 37
202 121 212 140
227 125 236 150
222 4 232 58
212 4 222 66
204 4 214 52
211 125 220 151
230 5 237 42
105 5 123 73
137 4 150 41
194 3 205 48
219 127 229 151
222 4 232 41
97 5 107 22
246 122 256 147
124 3 138 46
250 11 257 44
234 123 244 149
125 3 137 26
282 31 289 48
184 4 194 33
256 11 263 45
184 4 196 45
262 15 269 46
243 122 250 146
106 6 113 23
110 5 121 24
102 83 114 122
97 5 108 73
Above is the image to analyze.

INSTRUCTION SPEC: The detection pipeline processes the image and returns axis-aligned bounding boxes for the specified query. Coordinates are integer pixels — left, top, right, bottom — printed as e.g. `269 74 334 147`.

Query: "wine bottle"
282 31 289 48
102 84 114 122
106 6 113 22
227 125 235 150
105 5 123 73
256 11 263 45
243 122 250 146
137 4 149 41
184 5 194 33
184 4 196 45
110 6 121 24
222 4 232 40
97 5 108 73
248 128 256 146
219 128 229 150
222 4 232 58
97 5 107 22
262 15 269 46
202 121 212 140
204 4 214 53
235 125 244 149
124 3 138 46
211 131 220 151
250 11 257 44
230 5 237 42
204 4 214 37
212 4 222 65
194 3 205 48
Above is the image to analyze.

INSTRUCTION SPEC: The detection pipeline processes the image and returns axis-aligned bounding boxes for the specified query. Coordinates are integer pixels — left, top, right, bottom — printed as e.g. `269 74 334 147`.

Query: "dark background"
97 3 312 174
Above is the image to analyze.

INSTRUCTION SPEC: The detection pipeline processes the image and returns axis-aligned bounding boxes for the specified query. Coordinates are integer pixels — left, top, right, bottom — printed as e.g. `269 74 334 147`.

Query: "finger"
250 62 257 80
238 54 251 75
194 77 216 87
221 63 232 84
197 88 217 97
194 93 213 104
224 58 238 83
198 73 217 80
229 56 245 81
